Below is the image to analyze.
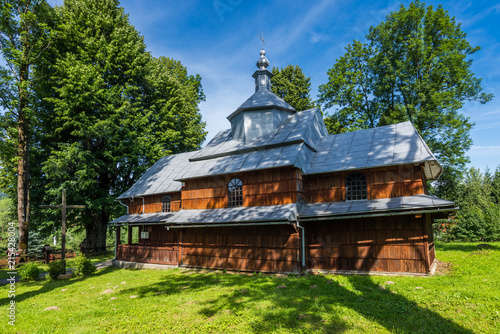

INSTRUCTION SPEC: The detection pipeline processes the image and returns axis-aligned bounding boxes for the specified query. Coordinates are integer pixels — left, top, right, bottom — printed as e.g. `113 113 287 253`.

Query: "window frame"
162 195 172 212
228 178 243 207
345 172 368 201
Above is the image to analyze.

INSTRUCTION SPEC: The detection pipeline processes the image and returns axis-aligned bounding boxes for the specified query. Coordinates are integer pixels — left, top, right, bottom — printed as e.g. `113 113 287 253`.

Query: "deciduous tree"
318 1 492 179
33 0 206 251
0 0 54 256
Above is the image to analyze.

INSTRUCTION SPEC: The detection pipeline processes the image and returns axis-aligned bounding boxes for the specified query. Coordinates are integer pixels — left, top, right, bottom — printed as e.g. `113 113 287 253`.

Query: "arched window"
345 172 367 201
228 178 243 207
162 195 171 212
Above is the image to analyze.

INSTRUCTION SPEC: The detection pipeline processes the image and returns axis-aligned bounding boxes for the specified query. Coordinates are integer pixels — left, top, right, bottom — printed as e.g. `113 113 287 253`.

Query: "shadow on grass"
435 242 500 253
118 270 473 333
0 266 118 307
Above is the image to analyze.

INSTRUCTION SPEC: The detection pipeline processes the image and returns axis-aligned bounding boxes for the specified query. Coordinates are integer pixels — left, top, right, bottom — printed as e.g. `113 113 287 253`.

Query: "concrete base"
112 260 178 270
306 269 429 277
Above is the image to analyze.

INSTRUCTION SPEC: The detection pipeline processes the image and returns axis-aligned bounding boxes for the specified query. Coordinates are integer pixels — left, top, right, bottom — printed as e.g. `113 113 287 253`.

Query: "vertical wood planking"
304 164 426 203
305 214 430 273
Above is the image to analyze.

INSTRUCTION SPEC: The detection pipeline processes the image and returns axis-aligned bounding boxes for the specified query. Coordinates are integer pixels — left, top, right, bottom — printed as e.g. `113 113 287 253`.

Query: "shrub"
73 253 96 277
19 262 40 281
48 260 66 279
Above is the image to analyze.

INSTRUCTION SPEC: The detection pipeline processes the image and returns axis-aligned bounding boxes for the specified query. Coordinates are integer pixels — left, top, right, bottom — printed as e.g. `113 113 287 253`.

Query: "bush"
73 253 96 277
48 260 66 279
19 262 40 281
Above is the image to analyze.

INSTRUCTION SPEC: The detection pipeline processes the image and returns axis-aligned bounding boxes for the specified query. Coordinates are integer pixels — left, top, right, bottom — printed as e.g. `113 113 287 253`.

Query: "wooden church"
109 50 457 275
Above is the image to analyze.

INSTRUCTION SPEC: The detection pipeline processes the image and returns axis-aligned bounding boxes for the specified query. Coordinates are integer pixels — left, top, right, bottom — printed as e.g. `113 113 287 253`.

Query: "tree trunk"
85 210 108 252
17 63 30 259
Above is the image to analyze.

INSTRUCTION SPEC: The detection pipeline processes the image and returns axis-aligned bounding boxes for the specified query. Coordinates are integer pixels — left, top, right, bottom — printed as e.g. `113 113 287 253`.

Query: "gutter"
164 221 293 229
298 207 459 222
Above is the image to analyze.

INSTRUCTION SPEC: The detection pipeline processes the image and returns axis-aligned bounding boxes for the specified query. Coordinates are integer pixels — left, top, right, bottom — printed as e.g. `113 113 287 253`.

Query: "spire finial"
256 48 270 70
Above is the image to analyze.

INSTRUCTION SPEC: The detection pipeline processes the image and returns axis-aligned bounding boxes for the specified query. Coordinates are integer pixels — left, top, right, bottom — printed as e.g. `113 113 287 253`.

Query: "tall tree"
271 65 315 111
0 0 54 256
318 1 492 177
33 0 206 251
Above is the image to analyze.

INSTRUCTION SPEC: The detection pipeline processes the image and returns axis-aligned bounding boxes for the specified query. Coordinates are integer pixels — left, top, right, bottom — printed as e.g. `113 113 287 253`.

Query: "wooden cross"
40 189 85 272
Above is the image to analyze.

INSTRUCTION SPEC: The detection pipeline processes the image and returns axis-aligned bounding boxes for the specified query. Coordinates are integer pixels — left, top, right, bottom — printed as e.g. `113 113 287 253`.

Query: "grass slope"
0 242 499 333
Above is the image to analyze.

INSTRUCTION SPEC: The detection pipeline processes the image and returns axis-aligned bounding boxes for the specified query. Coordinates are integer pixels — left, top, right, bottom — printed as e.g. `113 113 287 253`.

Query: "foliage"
0 0 56 254
31 0 206 251
446 167 500 241
47 260 65 279
318 1 492 177
72 253 96 277
0 252 112 279
1 242 499 333
271 65 316 111
18 262 40 281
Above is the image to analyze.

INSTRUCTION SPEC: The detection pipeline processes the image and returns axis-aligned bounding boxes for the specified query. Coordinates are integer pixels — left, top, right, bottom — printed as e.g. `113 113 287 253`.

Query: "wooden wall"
117 225 180 265
181 167 301 210
116 213 436 274
305 165 426 203
124 164 426 212
305 213 433 274
128 192 181 214
180 225 300 272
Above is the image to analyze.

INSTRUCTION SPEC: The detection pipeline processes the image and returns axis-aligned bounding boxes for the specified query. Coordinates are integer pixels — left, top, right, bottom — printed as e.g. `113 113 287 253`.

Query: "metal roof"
304 121 442 180
227 88 296 120
109 195 456 226
109 203 298 226
118 118 442 199
298 194 456 219
117 151 196 200
190 108 327 161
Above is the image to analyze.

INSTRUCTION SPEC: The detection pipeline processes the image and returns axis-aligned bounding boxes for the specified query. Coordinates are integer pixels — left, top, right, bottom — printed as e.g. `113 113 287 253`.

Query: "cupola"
227 49 296 142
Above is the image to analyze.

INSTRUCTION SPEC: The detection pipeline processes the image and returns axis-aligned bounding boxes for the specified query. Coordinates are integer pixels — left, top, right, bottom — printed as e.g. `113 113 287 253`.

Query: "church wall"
181 166 302 209
128 192 181 214
180 224 300 273
304 164 426 203
304 213 434 274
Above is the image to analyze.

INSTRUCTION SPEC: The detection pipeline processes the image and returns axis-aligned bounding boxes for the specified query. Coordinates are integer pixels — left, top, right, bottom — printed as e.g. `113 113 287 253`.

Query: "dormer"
227 49 296 142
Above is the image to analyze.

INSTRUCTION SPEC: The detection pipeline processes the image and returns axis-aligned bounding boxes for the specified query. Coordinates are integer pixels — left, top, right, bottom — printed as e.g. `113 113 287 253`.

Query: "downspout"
113 226 118 261
296 221 306 269
133 196 145 214
116 199 129 214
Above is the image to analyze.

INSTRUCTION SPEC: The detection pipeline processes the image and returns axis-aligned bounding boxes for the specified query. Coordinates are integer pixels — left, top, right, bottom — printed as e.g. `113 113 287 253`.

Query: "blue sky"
52 0 500 171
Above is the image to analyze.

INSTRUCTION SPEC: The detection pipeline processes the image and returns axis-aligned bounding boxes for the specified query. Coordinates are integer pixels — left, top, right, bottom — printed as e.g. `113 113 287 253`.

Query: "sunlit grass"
0 242 498 333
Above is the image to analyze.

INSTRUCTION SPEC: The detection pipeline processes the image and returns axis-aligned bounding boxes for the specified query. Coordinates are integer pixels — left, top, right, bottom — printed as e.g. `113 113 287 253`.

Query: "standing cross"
40 189 85 272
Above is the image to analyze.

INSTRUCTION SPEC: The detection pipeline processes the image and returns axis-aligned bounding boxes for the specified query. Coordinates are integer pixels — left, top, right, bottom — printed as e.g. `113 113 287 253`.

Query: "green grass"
1 242 499 333
0 253 113 280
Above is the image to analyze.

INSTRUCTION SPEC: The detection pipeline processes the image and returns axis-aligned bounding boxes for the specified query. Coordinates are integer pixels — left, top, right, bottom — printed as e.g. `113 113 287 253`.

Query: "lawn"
0 242 499 334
